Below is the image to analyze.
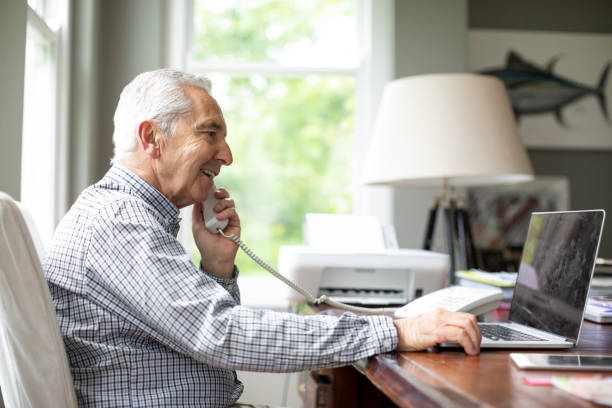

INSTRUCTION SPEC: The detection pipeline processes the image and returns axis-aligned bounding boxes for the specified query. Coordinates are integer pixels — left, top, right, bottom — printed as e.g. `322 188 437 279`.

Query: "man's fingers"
448 313 481 352
215 198 235 212
434 310 481 351
217 207 240 225
394 310 482 355
436 323 480 355
214 187 230 199
469 314 482 348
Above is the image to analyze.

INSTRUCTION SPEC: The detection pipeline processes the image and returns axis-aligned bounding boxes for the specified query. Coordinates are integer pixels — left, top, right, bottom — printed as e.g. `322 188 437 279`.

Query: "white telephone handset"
393 286 503 319
202 185 228 234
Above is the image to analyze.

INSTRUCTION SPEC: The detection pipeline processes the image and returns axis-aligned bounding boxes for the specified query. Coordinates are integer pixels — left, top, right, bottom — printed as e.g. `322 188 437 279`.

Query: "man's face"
156 86 232 208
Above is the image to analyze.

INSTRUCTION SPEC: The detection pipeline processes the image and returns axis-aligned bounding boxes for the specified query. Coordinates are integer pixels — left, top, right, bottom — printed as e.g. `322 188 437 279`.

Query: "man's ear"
137 120 160 159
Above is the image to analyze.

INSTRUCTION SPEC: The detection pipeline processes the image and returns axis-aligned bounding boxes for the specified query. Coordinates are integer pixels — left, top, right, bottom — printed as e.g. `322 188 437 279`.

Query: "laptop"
451 210 605 349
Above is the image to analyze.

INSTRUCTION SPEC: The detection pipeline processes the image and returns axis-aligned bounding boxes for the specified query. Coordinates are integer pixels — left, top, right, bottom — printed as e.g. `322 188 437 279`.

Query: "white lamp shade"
362 73 534 187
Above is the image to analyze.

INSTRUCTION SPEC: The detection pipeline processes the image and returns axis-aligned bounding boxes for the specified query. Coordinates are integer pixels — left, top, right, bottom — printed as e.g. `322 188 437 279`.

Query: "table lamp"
362 73 534 284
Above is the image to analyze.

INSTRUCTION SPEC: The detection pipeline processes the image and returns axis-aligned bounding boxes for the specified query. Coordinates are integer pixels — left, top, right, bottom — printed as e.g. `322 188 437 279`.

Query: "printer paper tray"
327 296 405 306
319 288 408 306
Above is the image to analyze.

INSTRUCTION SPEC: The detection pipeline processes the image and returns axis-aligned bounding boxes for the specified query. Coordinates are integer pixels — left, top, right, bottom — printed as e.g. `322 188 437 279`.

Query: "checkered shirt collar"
98 165 181 235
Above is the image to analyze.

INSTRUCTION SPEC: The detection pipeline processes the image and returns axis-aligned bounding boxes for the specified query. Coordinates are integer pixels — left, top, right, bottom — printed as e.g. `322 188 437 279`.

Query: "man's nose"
216 141 233 166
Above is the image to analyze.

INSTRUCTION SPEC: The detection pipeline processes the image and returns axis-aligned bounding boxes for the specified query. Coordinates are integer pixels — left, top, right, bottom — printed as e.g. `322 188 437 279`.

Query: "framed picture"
466 177 570 271
468 29 612 150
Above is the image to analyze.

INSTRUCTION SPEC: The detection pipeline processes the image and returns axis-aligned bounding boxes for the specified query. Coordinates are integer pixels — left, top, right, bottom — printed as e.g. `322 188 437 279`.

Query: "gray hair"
111 68 212 165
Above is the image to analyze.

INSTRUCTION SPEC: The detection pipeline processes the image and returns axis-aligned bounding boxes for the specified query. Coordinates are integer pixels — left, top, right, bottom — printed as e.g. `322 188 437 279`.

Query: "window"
21 0 69 247
188 0 360 275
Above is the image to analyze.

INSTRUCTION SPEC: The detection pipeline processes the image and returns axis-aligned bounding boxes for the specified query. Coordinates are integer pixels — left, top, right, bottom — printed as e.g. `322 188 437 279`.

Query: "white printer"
277 214 449 305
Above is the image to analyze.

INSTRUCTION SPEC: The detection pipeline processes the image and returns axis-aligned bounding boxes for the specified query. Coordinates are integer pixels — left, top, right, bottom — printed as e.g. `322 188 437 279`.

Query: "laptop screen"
509 210 605 341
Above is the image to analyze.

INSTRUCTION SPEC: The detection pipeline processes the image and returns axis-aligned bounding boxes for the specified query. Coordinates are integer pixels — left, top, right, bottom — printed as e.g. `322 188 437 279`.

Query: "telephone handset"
202 185 229 234
393 286 503 319
202 185 501 318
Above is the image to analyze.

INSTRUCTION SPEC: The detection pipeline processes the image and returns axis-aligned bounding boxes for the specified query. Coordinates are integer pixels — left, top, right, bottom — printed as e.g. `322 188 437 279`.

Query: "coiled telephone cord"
218 229 397 315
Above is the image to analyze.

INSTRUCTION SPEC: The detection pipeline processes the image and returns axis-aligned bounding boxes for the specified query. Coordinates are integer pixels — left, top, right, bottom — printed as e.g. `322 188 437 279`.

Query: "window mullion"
54 0 71 226
190 61 356 77
27 5 58 44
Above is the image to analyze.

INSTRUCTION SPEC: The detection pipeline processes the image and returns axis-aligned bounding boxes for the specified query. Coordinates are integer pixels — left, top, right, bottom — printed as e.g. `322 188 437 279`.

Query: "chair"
0 192 77 407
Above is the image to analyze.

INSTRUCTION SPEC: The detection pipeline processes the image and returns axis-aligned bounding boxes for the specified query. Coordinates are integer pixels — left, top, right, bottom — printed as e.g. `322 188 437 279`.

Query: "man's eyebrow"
194 121 223 131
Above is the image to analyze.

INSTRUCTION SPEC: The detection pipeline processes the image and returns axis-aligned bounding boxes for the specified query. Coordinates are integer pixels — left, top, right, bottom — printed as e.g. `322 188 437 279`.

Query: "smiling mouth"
200 169 216 179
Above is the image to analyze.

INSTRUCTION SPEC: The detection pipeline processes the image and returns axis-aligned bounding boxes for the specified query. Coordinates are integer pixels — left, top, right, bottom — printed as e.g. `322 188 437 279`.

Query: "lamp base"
423 194 479 284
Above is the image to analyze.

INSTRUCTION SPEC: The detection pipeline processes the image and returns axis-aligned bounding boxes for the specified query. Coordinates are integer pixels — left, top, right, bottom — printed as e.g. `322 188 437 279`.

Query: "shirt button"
384 340 392 349
333 355 340 362
228 284 234 290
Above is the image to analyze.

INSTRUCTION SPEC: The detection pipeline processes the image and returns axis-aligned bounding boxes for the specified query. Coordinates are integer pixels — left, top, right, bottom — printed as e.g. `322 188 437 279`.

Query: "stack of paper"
584 297 612 323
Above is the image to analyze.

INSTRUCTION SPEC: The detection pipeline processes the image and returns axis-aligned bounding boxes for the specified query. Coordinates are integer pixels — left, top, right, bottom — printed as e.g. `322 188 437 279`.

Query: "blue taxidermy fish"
479 50 610 125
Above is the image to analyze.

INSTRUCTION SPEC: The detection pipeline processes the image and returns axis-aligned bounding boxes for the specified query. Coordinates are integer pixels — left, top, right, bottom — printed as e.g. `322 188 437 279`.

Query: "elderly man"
44 68 480 407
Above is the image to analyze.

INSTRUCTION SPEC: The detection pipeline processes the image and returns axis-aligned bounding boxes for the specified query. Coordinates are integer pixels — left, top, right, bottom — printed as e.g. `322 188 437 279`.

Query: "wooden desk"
354 320 612 408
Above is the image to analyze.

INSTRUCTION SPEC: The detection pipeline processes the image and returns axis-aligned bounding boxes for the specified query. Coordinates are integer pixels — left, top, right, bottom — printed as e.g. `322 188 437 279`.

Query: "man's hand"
192 187 240 279
393 309 481 355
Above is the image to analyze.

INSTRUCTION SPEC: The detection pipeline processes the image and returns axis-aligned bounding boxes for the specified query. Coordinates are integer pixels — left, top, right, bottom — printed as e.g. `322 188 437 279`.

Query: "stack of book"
585 258 612 323
590 258 612 297
456 269 517 305
584 297 612 323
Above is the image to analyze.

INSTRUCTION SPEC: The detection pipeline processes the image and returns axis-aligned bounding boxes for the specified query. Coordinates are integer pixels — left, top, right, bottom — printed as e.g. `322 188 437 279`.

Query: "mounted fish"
479 50 610 126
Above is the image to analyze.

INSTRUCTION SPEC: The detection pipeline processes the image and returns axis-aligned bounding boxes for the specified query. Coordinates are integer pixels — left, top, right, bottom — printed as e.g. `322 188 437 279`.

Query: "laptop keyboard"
479 324 546 341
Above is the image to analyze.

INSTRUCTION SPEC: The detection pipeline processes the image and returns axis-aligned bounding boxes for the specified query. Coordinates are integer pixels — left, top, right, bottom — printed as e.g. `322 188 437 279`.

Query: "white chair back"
0 192 77 407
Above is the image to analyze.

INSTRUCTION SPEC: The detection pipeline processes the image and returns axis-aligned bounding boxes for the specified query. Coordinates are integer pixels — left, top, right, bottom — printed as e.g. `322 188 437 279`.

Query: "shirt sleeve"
200 263 240 303
85 198 397 372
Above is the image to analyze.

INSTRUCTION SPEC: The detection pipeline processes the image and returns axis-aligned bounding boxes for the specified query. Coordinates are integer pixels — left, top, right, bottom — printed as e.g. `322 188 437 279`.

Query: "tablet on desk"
511 353 612 371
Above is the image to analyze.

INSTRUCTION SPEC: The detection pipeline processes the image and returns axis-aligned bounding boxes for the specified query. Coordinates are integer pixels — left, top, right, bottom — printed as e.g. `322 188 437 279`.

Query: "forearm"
190 307 397 373
200 256 236 279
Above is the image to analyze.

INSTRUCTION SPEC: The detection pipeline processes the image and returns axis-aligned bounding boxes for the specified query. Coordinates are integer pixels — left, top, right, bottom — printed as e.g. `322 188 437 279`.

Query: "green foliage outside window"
191 0 356 275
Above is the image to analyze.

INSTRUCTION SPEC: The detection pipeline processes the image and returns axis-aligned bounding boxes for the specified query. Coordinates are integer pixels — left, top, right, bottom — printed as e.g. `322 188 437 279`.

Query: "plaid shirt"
44 165 397 407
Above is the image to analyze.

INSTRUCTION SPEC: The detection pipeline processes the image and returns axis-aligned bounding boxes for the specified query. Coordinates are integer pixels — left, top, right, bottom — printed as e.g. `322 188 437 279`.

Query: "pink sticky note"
523 377 553 386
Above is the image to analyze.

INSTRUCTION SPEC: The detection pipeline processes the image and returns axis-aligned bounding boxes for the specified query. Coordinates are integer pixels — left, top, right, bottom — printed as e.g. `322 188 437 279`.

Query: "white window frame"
54 0 71 227
163 0 394 253
354 0 395 224
21 0 71 247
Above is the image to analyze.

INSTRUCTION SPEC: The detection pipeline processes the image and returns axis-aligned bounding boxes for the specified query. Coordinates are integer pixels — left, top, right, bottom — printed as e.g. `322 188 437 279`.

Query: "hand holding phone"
202 185 229 234
194 184 237 280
